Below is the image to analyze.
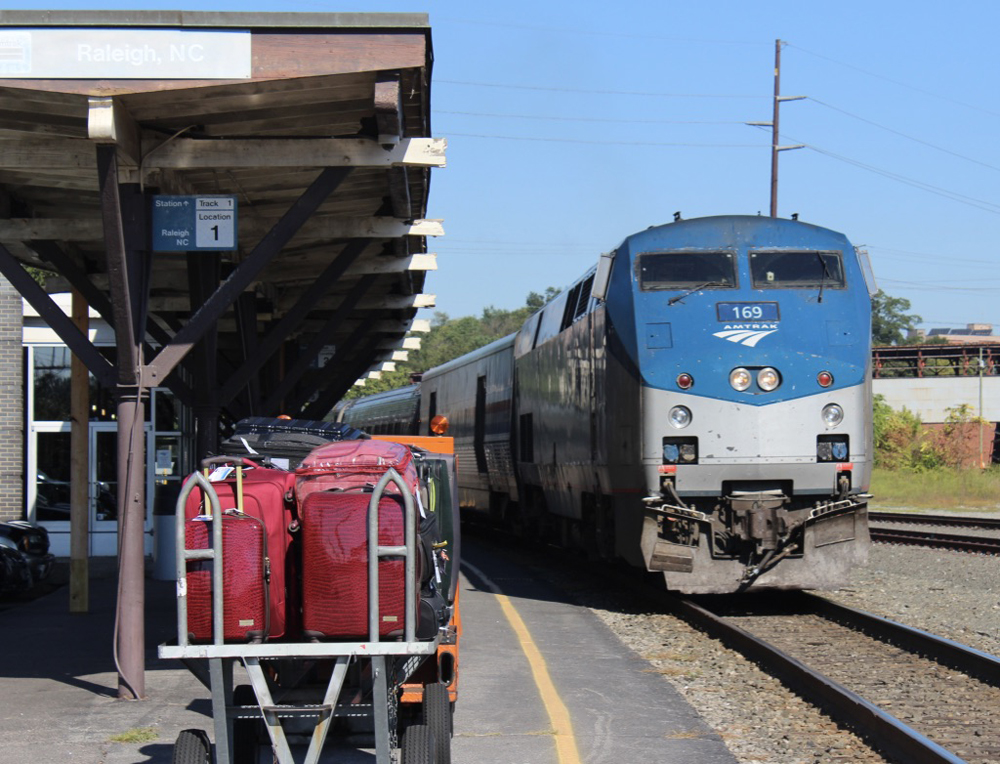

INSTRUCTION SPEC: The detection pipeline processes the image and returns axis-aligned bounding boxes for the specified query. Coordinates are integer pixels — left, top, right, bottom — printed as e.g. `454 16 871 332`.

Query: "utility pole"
748 40 805 217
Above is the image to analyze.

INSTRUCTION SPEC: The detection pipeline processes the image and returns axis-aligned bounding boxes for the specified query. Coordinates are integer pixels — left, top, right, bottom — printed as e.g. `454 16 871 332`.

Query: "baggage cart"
160 466 454 764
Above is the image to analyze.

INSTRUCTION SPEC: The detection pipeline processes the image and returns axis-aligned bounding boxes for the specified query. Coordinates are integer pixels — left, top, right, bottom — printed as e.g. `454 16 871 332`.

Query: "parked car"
0 521 54 594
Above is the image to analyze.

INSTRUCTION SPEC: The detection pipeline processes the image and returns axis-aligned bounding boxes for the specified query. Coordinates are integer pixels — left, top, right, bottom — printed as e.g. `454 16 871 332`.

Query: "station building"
21 291 191 558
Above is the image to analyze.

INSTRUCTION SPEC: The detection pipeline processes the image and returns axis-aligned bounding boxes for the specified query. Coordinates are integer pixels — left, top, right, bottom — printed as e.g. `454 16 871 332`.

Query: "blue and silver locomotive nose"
611 216 873 591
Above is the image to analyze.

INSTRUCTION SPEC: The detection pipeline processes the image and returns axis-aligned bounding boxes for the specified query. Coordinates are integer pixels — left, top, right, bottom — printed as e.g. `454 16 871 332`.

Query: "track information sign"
152 195 238 252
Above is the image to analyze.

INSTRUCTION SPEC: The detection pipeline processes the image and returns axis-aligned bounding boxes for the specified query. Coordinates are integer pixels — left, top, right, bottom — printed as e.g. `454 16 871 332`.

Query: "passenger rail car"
334 382 421 437
341 215 875 593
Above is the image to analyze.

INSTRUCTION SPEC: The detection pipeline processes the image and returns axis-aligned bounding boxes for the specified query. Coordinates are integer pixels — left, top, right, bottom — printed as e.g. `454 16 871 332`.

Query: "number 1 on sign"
195 210 235 249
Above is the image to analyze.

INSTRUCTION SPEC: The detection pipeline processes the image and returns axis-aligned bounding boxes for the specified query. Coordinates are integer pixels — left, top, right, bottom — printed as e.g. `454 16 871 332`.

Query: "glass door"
33 427 72 531
89 424 120 557
32 424 153 557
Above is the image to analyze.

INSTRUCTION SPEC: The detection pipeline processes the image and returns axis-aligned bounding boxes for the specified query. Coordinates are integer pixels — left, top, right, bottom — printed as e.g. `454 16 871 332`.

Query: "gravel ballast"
552 538 1000 764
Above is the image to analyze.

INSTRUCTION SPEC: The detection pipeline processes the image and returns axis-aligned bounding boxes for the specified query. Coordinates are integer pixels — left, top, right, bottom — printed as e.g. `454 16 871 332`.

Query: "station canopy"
0 11 443 426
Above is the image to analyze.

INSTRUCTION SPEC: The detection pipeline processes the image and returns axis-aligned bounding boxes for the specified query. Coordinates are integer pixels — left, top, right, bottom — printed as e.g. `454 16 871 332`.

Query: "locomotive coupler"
727 491 790 553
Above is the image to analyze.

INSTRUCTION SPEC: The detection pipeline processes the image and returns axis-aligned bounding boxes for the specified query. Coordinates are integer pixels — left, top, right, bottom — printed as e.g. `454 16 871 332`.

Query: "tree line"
345 288 926 399
343 288 560 399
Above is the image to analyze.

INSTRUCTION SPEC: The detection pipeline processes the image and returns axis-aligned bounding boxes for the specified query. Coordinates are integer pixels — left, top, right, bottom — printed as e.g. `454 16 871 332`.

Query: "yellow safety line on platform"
463 562 582 764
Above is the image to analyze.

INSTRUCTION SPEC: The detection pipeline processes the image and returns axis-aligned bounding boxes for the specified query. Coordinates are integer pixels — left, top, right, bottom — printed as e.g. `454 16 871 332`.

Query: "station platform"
0 542 736 763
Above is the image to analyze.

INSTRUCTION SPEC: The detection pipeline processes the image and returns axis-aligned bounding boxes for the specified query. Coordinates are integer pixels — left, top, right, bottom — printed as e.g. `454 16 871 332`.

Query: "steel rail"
804 593 1000 684
870 526 1000 554
668 596 966 764
869 511 1000 529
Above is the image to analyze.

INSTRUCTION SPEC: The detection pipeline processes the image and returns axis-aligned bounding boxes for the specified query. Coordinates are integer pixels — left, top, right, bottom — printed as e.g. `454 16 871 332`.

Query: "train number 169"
716 302 779 322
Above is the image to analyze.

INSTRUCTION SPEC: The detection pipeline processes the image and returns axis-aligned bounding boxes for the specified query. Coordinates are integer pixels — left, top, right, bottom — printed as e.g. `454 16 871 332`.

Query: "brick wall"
0 274 23 521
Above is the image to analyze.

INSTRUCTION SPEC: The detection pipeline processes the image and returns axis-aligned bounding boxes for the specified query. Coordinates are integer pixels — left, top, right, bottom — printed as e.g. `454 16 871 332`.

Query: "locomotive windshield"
750 250 845 289
638 251 737 291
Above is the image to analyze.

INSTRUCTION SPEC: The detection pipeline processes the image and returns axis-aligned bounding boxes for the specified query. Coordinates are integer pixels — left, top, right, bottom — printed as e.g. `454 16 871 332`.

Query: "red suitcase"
184 459 297 642
295 439 418 509
185 511 269 642
300 488 420 640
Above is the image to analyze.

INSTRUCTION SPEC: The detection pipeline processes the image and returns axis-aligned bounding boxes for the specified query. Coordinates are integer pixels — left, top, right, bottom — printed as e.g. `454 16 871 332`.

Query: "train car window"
519 413 534 462
750 250 845 289
514 311 542 356
856 247 878 296
574 274 595 320
560 283 583 330
638 251 737 291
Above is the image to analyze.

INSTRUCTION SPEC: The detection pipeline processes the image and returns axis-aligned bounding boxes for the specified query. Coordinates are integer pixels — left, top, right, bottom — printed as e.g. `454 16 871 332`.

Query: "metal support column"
97 144 152 700
115 383 147 699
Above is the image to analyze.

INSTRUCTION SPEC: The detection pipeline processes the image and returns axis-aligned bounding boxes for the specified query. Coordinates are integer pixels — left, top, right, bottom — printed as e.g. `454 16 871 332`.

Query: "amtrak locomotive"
338 215 875 593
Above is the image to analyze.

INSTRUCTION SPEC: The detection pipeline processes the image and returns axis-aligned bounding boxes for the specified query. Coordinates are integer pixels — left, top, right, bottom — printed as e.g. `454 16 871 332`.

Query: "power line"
436 16 765 46
790 137 1000 215
868 246 1000 267
435 109 743 126
808 98 1000 173
445 131 764 148
787 43 1000 119
878 278 1000 292
437 79 766 99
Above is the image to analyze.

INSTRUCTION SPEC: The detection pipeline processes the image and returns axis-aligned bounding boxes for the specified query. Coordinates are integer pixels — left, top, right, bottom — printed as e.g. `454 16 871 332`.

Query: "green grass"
108 727 159 744
870 467 1000 511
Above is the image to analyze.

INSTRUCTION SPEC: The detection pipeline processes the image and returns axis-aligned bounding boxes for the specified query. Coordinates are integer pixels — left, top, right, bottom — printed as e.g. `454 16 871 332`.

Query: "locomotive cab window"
750 250 845 289
638 251 737 291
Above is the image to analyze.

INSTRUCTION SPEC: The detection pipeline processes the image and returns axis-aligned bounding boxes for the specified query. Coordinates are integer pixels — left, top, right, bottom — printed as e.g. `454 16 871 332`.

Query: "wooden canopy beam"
0 136 445 170
259 274 378 415
217 239 371 406
0 215 443 242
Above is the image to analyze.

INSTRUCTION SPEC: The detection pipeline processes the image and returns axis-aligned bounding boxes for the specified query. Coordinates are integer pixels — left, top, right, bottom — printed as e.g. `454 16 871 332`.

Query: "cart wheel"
172 728 213 764
400 723 436 764
232 685 264 764
422 683 452 764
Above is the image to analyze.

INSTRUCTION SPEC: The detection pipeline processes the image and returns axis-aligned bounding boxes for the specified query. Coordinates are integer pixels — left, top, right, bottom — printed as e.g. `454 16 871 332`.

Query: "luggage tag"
432 541 448 584
208 466 234 482
415 489 427 519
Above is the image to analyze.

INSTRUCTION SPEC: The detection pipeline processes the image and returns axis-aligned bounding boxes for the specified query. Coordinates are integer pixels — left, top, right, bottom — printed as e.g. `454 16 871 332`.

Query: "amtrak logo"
713 323 778 347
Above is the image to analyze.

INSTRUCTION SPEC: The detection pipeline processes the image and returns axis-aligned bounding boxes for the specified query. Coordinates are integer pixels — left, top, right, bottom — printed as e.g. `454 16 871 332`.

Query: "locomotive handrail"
367 467 418 644
174 471 224 648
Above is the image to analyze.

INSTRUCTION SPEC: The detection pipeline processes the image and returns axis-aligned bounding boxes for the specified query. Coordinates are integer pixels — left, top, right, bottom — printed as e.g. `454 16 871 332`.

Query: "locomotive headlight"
668 406 692 429
729 367 752 391
757 367 781 391
822 403 845 428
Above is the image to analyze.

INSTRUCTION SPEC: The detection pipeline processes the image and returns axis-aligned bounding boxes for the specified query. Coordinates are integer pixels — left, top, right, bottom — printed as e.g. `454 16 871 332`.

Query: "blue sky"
10 1 1000 332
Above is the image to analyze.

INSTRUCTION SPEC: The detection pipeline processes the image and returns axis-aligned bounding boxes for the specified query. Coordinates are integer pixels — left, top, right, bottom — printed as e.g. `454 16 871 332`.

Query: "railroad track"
869 512 1000 554
869 512 1000 529
466 521 1000 762
671 592 1000 764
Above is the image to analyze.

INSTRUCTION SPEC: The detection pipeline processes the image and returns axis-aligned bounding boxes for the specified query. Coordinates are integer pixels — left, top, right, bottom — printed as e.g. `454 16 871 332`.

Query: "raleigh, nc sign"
0 28 251 79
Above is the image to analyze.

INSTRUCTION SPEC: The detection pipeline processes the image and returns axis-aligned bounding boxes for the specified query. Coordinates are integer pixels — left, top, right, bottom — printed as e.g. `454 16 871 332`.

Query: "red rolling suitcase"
300 488 420 640
295 439 418 508
183 459 297 642
185 511 269 642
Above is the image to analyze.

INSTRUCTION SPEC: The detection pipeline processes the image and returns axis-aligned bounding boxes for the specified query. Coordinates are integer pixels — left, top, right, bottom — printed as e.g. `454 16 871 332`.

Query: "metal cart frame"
159 468 439 764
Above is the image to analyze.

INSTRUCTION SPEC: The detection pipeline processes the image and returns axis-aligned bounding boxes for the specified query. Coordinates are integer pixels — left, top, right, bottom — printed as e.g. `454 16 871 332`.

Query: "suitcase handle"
200 455 260 470
368 468 418 644
175 471 224 647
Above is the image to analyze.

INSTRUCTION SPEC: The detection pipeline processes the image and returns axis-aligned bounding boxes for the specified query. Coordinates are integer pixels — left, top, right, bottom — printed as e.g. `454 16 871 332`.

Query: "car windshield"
750 250 845 288
638 251 737 290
